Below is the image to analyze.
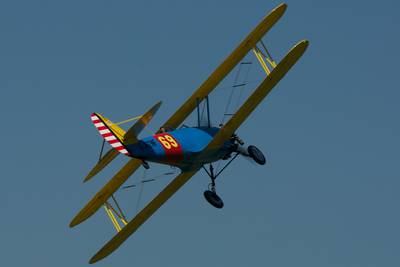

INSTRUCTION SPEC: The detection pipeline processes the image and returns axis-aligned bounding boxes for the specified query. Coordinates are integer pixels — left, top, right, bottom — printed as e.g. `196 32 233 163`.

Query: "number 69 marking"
157 134 179 150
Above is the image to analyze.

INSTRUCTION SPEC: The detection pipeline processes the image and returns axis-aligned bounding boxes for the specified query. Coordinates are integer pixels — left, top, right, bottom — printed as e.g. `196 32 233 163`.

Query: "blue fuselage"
126 127 233 168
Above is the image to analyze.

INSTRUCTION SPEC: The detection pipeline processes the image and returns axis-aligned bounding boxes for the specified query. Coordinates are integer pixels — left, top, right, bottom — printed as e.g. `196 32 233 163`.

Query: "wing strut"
70 159 142 227
89 169 200 264
202 40 309 155
103 194 129 232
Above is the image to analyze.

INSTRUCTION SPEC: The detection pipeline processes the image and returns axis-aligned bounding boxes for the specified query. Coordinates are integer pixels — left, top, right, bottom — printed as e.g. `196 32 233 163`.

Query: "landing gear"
202 164 224 209
247 145 266 165
201 134 265 209
204 190 224 209
142 160 150 169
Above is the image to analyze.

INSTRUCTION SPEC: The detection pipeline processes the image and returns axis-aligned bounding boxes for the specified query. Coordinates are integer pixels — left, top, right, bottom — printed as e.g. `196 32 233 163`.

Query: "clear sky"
0 0 399 266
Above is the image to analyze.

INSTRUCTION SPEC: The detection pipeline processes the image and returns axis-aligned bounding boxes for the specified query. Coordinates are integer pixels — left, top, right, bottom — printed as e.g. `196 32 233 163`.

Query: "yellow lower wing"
89 169 199 264
70 159 142 227
87 40 308 264
205 40 309 153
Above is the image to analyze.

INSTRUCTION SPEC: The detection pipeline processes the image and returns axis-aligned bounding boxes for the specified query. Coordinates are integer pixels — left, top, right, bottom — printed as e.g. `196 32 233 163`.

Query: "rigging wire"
135 168 147 215
98 139 106 162
122 171 176 189
131 170 177 215
220 62 243 124
115 115 142 125
233 58 253 112
215 79 261 91
216 58 253 173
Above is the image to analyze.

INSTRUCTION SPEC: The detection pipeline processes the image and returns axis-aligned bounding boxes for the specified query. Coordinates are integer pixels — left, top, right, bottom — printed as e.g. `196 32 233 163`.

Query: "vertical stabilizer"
91 113 130 156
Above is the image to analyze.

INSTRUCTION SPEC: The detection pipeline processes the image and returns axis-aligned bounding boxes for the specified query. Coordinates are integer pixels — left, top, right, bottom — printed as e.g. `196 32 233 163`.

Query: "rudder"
91 113 130 156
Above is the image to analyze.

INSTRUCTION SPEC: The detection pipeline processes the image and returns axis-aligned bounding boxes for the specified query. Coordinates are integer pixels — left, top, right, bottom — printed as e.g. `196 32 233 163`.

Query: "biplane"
70 3 308 264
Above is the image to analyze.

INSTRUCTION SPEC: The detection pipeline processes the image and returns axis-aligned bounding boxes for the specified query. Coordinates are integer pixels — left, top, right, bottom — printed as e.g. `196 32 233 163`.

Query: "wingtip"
280 2 288 8
69 214 84 228
89 252 104 264
276 2 288 12
298 39 310 52
69 219 77 228
83 174 93 183
265 3 287 24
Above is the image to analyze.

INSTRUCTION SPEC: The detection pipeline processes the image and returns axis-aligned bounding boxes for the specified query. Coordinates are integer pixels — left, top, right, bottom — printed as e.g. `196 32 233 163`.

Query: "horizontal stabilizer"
124 101 162 144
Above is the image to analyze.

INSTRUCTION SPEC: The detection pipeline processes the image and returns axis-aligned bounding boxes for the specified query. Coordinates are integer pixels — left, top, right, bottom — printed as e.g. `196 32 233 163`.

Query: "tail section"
90 101 162 159
91 113 130 156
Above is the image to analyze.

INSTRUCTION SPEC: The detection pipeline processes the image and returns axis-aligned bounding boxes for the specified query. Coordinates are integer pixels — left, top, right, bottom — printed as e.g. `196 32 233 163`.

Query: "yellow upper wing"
161 3 287 129
89 169 199 264
81 4 286 182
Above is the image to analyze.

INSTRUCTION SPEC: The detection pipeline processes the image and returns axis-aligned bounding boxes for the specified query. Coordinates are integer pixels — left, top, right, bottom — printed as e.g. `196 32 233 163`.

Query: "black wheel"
203 190 224 209
247 145 266 165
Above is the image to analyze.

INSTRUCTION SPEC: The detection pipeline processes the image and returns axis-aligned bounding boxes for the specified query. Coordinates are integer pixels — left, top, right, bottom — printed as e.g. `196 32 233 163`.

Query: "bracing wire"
216 58 253 173
98 139 106 161
233 58 253 112
122 171 176 189
131 169 177 215
220 63 243 125
135 168 147 214
115 115 142 125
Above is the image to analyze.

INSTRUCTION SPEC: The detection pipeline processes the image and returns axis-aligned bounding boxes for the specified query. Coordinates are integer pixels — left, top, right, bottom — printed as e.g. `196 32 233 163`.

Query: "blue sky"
0 0 399 266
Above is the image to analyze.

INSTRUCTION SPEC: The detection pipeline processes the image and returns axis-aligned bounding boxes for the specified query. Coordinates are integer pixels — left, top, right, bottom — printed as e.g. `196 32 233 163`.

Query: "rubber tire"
203 190 224 209
248 145 266 165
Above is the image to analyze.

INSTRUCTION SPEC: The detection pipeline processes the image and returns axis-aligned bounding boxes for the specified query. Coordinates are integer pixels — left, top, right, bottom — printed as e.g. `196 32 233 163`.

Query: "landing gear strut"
201 153 239 209
203 165 224 209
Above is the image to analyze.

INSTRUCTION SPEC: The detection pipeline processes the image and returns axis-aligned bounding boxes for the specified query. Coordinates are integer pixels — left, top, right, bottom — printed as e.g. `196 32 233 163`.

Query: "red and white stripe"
91 113 130 156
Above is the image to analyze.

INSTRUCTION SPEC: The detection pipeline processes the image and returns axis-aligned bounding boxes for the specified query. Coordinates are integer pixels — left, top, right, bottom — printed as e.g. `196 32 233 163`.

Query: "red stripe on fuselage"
153 133 183 161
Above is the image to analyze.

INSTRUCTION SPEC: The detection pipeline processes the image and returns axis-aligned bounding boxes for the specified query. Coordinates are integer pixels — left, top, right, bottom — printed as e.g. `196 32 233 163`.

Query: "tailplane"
124 101 161 144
